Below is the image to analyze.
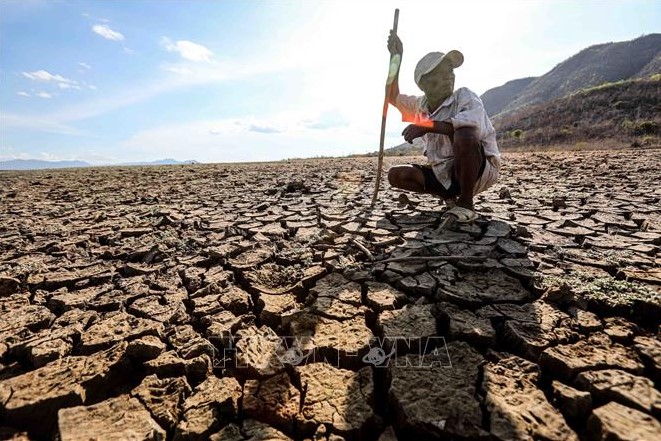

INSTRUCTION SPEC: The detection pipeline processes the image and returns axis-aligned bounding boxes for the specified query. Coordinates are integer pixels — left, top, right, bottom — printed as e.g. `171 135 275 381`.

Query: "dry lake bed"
1 148 660 440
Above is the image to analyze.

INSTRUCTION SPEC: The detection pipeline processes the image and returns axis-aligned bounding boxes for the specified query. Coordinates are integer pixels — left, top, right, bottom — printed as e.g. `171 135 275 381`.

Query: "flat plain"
1 148 660 440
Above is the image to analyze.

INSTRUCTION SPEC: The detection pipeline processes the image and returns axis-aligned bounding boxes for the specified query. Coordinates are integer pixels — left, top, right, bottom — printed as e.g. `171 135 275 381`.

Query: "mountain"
482 34 661 118
494 75 660 149
481 77 537 117
0 158 200 171
635 51 661 78
0 159 91 170
117 159 200 166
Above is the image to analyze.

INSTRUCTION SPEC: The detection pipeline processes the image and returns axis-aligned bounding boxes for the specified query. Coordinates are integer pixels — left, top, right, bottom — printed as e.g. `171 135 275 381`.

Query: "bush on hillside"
494 77 660 149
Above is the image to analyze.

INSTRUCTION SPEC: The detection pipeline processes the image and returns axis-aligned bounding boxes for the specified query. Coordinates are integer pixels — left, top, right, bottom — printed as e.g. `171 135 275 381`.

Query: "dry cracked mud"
0 148 660 440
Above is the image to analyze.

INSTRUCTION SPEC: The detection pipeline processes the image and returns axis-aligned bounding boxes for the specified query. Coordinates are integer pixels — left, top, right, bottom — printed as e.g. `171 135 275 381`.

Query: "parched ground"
0 148 660 441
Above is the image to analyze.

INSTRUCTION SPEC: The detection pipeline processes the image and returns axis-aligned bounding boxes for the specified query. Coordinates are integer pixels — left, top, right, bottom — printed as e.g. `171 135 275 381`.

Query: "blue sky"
1 0 659 164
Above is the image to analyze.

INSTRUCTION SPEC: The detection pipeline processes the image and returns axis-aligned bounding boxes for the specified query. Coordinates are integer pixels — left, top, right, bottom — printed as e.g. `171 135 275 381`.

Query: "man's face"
418 59 455 104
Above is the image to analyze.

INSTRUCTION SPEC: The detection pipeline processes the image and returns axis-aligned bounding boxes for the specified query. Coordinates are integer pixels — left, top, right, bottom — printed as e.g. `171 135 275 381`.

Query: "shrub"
624 119 659 135
640 135 655 145
635 120 658 135
579 79 627 94
621 119 635 131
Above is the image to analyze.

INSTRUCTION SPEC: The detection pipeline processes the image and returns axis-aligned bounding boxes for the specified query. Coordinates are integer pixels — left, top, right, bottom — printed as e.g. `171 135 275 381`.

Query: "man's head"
415 51 464 105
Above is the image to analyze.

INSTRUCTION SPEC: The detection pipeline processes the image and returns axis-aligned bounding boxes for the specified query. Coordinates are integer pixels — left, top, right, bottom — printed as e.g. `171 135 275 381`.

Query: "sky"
1 0 659 165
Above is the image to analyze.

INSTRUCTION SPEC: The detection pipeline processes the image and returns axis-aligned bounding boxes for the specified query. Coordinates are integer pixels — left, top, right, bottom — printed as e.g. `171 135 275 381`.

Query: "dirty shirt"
395 87 501 190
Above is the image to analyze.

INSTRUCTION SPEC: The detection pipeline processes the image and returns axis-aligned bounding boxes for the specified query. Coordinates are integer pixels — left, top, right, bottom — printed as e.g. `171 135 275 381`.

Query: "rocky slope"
481 33 661 118
481 77 537 117
494 76 661 149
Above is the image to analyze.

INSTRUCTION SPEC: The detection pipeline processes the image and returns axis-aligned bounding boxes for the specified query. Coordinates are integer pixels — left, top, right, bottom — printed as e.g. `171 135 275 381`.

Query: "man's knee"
388 167 402 186
452 127 482 161
453 127 480 150
388 166 416 187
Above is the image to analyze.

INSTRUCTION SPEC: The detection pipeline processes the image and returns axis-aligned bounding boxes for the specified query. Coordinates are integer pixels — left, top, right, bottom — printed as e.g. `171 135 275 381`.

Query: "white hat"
414 50 464 86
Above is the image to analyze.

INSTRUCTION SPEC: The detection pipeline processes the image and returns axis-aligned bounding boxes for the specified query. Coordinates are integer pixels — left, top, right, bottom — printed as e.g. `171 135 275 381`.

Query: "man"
386 30 501 223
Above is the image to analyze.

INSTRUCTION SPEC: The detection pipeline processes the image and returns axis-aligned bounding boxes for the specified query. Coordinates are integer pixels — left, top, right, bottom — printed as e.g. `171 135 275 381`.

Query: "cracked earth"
0 148 660 440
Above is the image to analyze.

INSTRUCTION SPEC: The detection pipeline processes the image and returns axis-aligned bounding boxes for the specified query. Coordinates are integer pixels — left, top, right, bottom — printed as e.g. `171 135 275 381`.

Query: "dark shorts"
412 147 486 198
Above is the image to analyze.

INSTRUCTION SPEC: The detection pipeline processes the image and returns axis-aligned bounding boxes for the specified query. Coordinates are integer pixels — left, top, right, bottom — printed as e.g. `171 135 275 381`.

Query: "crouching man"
386 30 501 223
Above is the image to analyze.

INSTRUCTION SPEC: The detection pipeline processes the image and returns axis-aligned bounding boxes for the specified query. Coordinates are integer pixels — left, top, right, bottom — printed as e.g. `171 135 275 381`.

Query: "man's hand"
402 124 428 143
387 30 403 56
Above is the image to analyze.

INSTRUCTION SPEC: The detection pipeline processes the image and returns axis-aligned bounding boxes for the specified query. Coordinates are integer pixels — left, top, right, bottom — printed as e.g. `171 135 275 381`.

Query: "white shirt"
395 87 501 189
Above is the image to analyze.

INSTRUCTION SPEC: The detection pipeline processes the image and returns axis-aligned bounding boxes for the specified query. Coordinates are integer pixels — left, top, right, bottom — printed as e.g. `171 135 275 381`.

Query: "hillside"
635 51 661 78
494 76 660 149
482 34 661 118
481 77 537 117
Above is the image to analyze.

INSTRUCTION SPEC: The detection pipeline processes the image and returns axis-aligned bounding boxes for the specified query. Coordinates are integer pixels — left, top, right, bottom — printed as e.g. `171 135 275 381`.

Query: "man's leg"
453 127 482 210
387 165 427 193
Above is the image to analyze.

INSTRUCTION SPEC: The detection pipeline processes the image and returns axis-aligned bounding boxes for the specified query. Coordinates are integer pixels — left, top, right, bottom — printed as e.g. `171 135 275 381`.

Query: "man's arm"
386 30 402 105
403 89 486 143
402 120 455 143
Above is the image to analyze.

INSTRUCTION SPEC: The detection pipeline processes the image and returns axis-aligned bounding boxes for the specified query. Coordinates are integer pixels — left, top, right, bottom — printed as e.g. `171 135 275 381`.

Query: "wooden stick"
438 214 457 231
377 255 487 264
351 239 375 261
371 8 400 207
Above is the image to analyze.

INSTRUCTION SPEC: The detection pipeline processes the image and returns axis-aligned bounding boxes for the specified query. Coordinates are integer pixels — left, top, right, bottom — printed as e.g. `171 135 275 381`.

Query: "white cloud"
22 70 76 85
58 83 82 90
303 109 351 130
92 24 125 41
162 37 213 62
88 85 98 90
37 152 76 161
5 12 400 137
22 70 80 95
117 114 392 163
17 91 30 97
163 65 194 76
0 152 30 161
247 124 284 134
78 62 91 69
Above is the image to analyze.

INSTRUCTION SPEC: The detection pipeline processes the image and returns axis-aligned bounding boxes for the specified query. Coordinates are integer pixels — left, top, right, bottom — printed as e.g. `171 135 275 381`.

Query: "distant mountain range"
117 159 200 167
0 158 200 171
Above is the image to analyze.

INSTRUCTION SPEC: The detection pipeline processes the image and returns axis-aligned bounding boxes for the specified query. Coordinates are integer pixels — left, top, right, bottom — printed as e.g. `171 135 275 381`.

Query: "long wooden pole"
371 9 400 207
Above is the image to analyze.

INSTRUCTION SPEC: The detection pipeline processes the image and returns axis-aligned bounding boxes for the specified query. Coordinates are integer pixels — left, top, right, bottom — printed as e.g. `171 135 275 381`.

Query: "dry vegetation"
495 76 661 150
